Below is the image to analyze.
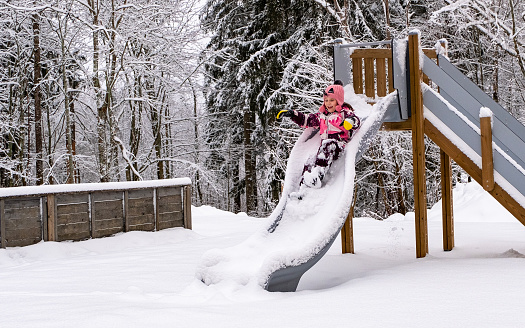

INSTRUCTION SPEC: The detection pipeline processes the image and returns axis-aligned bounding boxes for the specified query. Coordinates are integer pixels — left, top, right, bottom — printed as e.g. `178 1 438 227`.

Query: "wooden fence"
350 47 438 99
0 178 192 248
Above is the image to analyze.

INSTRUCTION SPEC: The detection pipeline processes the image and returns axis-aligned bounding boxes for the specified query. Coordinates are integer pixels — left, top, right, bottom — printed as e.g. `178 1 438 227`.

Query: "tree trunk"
32 12 43 185
89 0 110 182
232 161 241 214
243 108 257 215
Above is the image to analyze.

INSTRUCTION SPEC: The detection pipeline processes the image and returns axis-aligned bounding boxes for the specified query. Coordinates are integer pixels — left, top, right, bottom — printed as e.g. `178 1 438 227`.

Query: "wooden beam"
46 194 57 242
381 120 412 131
352 58 363 94
183 186 193 230
124 190 129 232
351 48 392 59
364 58 375 98
377 58 387 97
341 214 354 254
480 116 495 191
0 199 5 248
409 32 428 258
425 119 525 225
440 150 454 251
423 48 437 59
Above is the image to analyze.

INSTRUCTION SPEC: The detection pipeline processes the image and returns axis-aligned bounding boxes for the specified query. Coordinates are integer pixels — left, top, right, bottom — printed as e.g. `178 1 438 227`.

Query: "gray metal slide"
264 93 398 292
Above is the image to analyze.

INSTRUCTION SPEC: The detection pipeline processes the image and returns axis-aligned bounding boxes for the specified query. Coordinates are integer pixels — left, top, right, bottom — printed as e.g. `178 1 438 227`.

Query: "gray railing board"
423 88 482 156
439 88 523 163
438 55 525 138
392 39 410 119
424 88 525 197
423 56 525 170
333 43 353 86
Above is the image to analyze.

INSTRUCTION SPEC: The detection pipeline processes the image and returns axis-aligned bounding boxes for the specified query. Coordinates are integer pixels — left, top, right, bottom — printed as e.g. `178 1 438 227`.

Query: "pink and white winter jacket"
290 104 360 142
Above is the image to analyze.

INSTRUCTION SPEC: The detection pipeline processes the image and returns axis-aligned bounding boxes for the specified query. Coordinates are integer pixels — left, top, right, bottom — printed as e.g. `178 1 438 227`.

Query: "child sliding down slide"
277 80 361 189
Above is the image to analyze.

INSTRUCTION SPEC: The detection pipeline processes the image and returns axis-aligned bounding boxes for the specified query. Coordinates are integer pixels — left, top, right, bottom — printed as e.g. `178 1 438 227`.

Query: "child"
277 80 360 188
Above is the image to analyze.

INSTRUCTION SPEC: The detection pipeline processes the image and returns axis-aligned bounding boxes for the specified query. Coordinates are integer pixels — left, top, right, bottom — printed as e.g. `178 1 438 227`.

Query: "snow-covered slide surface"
197 89 395 292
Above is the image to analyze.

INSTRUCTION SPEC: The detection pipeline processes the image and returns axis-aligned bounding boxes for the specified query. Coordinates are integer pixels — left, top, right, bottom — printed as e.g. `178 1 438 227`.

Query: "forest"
1 0 524 218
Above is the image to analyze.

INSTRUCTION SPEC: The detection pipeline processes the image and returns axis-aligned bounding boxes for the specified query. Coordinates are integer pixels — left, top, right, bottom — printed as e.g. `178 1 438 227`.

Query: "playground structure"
334 32 525 258
198 32 525 293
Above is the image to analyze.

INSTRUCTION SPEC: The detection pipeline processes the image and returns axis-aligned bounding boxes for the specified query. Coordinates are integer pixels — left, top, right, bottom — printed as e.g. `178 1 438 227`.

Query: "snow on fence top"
0 178 192 198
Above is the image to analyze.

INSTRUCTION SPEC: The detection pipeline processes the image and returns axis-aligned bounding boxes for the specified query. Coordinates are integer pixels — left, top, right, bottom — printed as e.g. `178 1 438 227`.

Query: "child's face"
324 97 338 113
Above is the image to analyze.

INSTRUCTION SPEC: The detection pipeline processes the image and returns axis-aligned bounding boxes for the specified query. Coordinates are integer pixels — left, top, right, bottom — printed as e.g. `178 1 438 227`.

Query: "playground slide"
197 92 396 292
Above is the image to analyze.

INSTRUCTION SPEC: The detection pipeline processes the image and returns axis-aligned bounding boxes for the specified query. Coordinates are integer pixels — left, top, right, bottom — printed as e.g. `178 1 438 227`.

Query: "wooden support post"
341 211 354 254
154 188 159 231
409 32 428 258
0 199 6 248
183 186 192 230
89 193 96 238
480 116 495 192
46 194 57 242
124 190 129 232
440 150 454 251
352 58 363 94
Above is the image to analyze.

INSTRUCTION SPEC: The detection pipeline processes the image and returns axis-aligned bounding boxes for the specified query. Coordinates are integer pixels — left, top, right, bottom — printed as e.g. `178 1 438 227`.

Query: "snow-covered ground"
1 181 525 327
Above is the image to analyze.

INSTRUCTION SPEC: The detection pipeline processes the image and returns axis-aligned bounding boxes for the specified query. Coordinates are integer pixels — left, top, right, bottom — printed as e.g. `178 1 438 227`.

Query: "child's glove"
341 117 356 130
276 109 294 119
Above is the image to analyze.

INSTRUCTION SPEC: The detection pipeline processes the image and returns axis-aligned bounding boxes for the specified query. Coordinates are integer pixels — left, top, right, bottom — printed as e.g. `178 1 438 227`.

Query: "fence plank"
5 235 42 247
127 201 155 217
352 58 363 94
183 186 192 230
5 217 41 230
56 226 90 241
157 187 181 197
3 198 40 210
351 48 391 58
92 190 124 202
364 58 375 98
124 190 129 232
57 202 89 216
157 211 184 230
57 212 89 225
56 193 89 205
47 194 56 242
6 227 42 241
4 206 40 221
94 217 123 231
57 221 90 239
158 198 183 214
127 214 154 225
93 201 124 221
377 58 387 97
128 189 153 199
1 199 5 248
42 197 48 242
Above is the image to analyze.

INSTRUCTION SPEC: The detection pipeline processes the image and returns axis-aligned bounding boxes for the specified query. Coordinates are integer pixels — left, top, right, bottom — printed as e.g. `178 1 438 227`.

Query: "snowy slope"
1 181 525 327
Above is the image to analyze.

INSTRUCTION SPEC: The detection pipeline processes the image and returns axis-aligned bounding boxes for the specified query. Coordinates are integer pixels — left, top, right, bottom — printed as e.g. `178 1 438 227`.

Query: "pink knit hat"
320 80 345 113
